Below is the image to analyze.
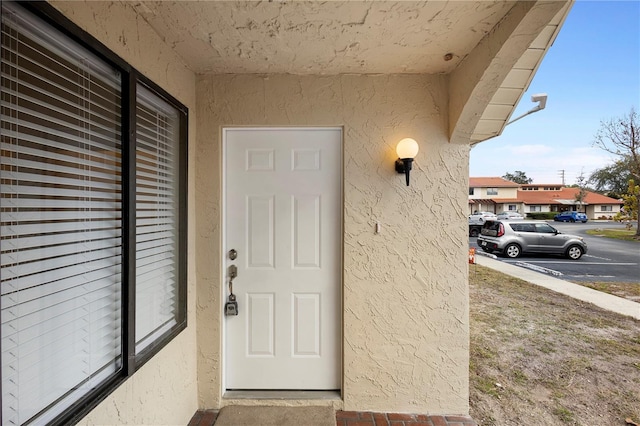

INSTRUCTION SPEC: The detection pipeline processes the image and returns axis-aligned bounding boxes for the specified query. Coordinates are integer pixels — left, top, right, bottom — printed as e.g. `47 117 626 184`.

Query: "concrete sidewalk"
475 255 640 320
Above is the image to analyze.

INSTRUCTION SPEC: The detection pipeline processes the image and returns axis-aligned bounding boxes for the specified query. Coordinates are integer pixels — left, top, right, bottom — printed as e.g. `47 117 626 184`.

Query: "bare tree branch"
593 108 640 236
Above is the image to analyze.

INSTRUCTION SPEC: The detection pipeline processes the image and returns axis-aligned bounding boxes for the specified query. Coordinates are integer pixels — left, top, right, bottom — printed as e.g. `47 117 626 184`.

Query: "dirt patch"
470 265 640 426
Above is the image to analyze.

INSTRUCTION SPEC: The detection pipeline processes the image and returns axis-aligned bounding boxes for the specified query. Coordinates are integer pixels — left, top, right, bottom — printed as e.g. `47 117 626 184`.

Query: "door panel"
293 195 320 267
247 196 275 267
293 293 321 356
224 128 342 390
535 223 565 253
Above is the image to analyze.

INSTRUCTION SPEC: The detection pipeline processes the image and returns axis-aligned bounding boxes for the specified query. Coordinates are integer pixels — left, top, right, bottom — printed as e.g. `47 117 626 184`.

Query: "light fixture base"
395 158 413 186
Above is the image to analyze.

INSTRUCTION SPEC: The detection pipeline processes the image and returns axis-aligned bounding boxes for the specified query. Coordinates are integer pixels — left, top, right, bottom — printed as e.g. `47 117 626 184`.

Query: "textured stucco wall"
196 74 470 414
49 2 199 425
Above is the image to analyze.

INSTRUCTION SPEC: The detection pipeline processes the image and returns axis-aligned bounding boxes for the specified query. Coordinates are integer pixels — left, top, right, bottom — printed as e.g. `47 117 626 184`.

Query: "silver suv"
476 220 587 260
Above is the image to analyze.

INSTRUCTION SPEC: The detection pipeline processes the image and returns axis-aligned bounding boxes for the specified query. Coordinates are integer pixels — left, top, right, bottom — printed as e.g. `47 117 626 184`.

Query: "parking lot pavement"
470 221 640 283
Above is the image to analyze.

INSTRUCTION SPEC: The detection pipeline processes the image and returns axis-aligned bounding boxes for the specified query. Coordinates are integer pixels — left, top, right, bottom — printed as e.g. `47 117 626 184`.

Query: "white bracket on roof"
506 93 548 125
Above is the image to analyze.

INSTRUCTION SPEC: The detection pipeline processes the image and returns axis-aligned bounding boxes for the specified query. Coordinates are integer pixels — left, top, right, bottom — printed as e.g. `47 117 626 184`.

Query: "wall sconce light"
395 138 419 186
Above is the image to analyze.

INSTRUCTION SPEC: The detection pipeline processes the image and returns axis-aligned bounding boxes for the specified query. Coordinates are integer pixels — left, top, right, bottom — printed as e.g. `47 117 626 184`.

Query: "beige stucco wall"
49 2 199 425
196 74 471 414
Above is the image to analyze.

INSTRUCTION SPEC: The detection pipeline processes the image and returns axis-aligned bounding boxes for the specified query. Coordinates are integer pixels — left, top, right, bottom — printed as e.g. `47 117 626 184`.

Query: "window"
535 223 556 234
469 187 475 195
487 187 498 195
511 223 535 232
529 205 542 212
508 204 517 211
1 3 187 424
600 205 613 212
135 85 183 353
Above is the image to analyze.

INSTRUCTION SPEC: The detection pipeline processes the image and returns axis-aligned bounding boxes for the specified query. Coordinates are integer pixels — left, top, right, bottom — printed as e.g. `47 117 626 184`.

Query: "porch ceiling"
130 1 516 75
128 0 572 144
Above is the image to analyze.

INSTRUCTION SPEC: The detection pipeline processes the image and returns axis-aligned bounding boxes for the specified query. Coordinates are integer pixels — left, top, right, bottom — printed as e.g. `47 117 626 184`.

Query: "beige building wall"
586 204 621 220
196 74 471 414
475 187 519 198
496 188 519 199
49 2 199 425
495 203 525 214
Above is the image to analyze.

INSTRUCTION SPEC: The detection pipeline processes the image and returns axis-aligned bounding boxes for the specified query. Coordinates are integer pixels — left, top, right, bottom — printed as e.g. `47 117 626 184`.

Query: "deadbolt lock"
229 249 237 260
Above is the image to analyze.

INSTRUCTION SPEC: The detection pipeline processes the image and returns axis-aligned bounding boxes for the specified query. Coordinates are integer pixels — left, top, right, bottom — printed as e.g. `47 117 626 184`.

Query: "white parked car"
469 211 497 225
496 211 524 220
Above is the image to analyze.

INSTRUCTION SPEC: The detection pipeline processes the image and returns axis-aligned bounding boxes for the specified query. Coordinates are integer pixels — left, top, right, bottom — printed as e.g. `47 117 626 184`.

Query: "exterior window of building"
135 85 183 353
469 187 475 195
530 205 542 212
0 3 187 424
487 188 498 195
600 205 613 212
508 205 517 211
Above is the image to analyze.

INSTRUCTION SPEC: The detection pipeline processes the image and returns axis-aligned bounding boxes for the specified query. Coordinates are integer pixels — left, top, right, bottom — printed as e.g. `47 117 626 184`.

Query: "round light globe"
396 138 419 159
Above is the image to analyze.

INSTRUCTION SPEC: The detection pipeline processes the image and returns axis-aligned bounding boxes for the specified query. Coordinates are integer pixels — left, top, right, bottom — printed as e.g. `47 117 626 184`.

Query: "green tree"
502 171 533 184
593 108 640 236
619 179 639 222
588 155 633 198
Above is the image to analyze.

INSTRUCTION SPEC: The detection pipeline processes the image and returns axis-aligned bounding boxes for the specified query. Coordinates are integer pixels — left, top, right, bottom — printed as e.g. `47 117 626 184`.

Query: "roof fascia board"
448 0 569 145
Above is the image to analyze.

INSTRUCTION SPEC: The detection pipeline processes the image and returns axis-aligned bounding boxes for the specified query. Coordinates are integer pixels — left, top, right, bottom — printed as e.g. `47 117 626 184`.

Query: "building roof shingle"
518 187 622 205
469 177 519 188
469 177 623 206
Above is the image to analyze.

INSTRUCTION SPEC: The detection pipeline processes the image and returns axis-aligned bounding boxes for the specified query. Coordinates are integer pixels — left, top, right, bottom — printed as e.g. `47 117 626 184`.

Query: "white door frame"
220 126 343 392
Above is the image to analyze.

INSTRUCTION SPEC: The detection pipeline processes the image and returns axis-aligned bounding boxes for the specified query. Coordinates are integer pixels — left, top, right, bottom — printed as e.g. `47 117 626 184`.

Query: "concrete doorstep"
213 405 335 426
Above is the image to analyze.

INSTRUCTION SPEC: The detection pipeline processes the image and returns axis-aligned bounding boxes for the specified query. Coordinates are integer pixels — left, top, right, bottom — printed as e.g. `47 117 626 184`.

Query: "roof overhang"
469 199 497 204
469 2 573 144
448 1 573 145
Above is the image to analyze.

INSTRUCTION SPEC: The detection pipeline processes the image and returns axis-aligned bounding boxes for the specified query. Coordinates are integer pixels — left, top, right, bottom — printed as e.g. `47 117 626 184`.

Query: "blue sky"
470 0 640 185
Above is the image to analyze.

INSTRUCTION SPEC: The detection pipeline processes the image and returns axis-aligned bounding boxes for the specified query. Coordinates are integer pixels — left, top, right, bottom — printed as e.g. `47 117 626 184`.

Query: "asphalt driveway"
470 221 640 283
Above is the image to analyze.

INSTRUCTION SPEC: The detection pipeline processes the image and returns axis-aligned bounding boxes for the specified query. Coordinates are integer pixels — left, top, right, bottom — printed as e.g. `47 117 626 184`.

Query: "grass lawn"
470 264 640 426
575 281 640 303
586 227 640 241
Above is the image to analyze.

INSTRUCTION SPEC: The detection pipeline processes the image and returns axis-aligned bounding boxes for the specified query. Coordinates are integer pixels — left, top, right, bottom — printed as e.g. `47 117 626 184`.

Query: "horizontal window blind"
135 85 180 353
1 3 123 425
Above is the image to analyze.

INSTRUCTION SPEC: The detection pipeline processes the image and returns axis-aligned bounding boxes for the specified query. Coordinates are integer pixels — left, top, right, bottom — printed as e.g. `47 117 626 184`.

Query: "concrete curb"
475 255 640 320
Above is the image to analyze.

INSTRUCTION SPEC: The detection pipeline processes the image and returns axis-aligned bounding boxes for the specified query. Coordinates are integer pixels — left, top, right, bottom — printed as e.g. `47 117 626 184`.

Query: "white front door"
223 127 342 390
